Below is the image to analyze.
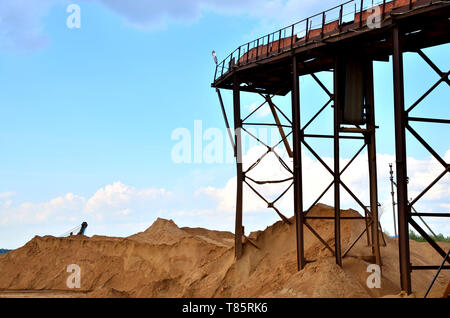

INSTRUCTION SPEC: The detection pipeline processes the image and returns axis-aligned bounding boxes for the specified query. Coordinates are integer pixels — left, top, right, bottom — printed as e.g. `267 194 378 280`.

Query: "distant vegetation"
0 249 11 255
409 231 450 243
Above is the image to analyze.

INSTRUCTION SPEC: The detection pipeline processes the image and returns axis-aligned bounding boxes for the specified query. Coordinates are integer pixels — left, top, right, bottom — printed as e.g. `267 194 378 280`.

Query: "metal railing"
214 0 422 81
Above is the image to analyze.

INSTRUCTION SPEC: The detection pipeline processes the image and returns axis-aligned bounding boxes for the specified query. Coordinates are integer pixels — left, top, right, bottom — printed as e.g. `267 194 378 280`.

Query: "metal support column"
333 58 342 267
365 59 382 266
392 25 412 293
233 73 244 259
292 55 305 270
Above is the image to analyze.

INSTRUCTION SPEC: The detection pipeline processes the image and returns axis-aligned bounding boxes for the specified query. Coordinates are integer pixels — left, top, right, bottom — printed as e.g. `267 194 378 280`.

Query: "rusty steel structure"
212 0 450 294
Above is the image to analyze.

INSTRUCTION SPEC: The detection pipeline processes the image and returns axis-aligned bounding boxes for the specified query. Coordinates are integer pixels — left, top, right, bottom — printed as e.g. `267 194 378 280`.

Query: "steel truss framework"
216 86 296 256
213 2 450 293
392 26 450 294
215 32 449 295
216 55 390 268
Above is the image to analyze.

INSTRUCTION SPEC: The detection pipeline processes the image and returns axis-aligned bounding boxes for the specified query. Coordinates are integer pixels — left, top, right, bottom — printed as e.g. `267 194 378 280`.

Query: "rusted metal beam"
406 124 448 169
259 93 292 124
304 221 335 256
365 59 382 267
304 141 367 217
409 218 450 265
266 96 294 158
243 232 260 250
412 265 450 270
391 178 439 237
343 226 369 258
302 98 333 131
406 71 449 113
333 58 342 267
241 126 293 174
272 205 293 225
242 99 269 123
216 88 236 152
412 213 450 217
305 216 366 220
409 167 450 208
378 222 387 247
299 61 333 98
272 182 294 205
244 122 292 128
244 179 292 225
233 74 244 259
416 49 450 85
304 134 364 140
244 149 270 174
292 55 306 270
392 25 412 294
408 117 450 124
303 137 371 218
359 0 363 28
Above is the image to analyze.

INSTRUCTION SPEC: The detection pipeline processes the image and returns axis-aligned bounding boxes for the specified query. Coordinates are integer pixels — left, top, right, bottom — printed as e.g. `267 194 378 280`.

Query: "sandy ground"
0 204 448 298
0 290 89 298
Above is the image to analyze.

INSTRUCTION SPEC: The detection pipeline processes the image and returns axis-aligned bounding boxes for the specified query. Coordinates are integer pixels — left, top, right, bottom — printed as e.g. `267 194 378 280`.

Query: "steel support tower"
212 0 450 294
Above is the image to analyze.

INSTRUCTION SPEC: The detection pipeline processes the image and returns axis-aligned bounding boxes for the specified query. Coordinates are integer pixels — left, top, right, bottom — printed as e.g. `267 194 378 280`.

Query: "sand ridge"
0 204 448 298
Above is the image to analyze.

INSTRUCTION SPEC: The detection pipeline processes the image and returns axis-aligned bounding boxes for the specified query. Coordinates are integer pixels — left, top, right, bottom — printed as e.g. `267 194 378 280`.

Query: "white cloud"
0 192 15 199
85 182 171 220
0 181 170 226
245 102 272 119
0 192 85 226
196 146 450 235
118 208 132 216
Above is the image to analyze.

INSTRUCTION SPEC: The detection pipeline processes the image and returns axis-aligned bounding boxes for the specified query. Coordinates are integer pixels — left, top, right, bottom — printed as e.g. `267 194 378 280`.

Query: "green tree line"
409 231 450 243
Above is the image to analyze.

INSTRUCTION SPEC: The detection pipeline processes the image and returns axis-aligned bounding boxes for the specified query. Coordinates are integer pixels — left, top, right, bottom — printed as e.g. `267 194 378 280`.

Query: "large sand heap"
0 204 448 298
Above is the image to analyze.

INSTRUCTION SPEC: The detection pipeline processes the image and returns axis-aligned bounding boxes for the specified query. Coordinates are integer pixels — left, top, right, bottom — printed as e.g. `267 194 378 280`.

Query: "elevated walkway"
212 0 450 95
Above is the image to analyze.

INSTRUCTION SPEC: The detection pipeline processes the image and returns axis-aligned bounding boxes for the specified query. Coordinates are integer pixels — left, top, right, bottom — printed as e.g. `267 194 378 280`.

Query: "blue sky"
0 0 448 249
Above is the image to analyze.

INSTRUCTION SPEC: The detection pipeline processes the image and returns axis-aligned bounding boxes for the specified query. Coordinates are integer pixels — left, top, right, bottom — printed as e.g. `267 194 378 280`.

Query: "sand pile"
0 204 448 298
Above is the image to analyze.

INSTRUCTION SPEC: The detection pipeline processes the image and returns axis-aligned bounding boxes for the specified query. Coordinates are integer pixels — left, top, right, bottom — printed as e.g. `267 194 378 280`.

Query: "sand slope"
0 204 448 298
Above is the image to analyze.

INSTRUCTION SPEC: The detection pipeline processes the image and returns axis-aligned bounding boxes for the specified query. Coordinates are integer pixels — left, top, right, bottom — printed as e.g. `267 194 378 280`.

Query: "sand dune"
0 204 448 298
